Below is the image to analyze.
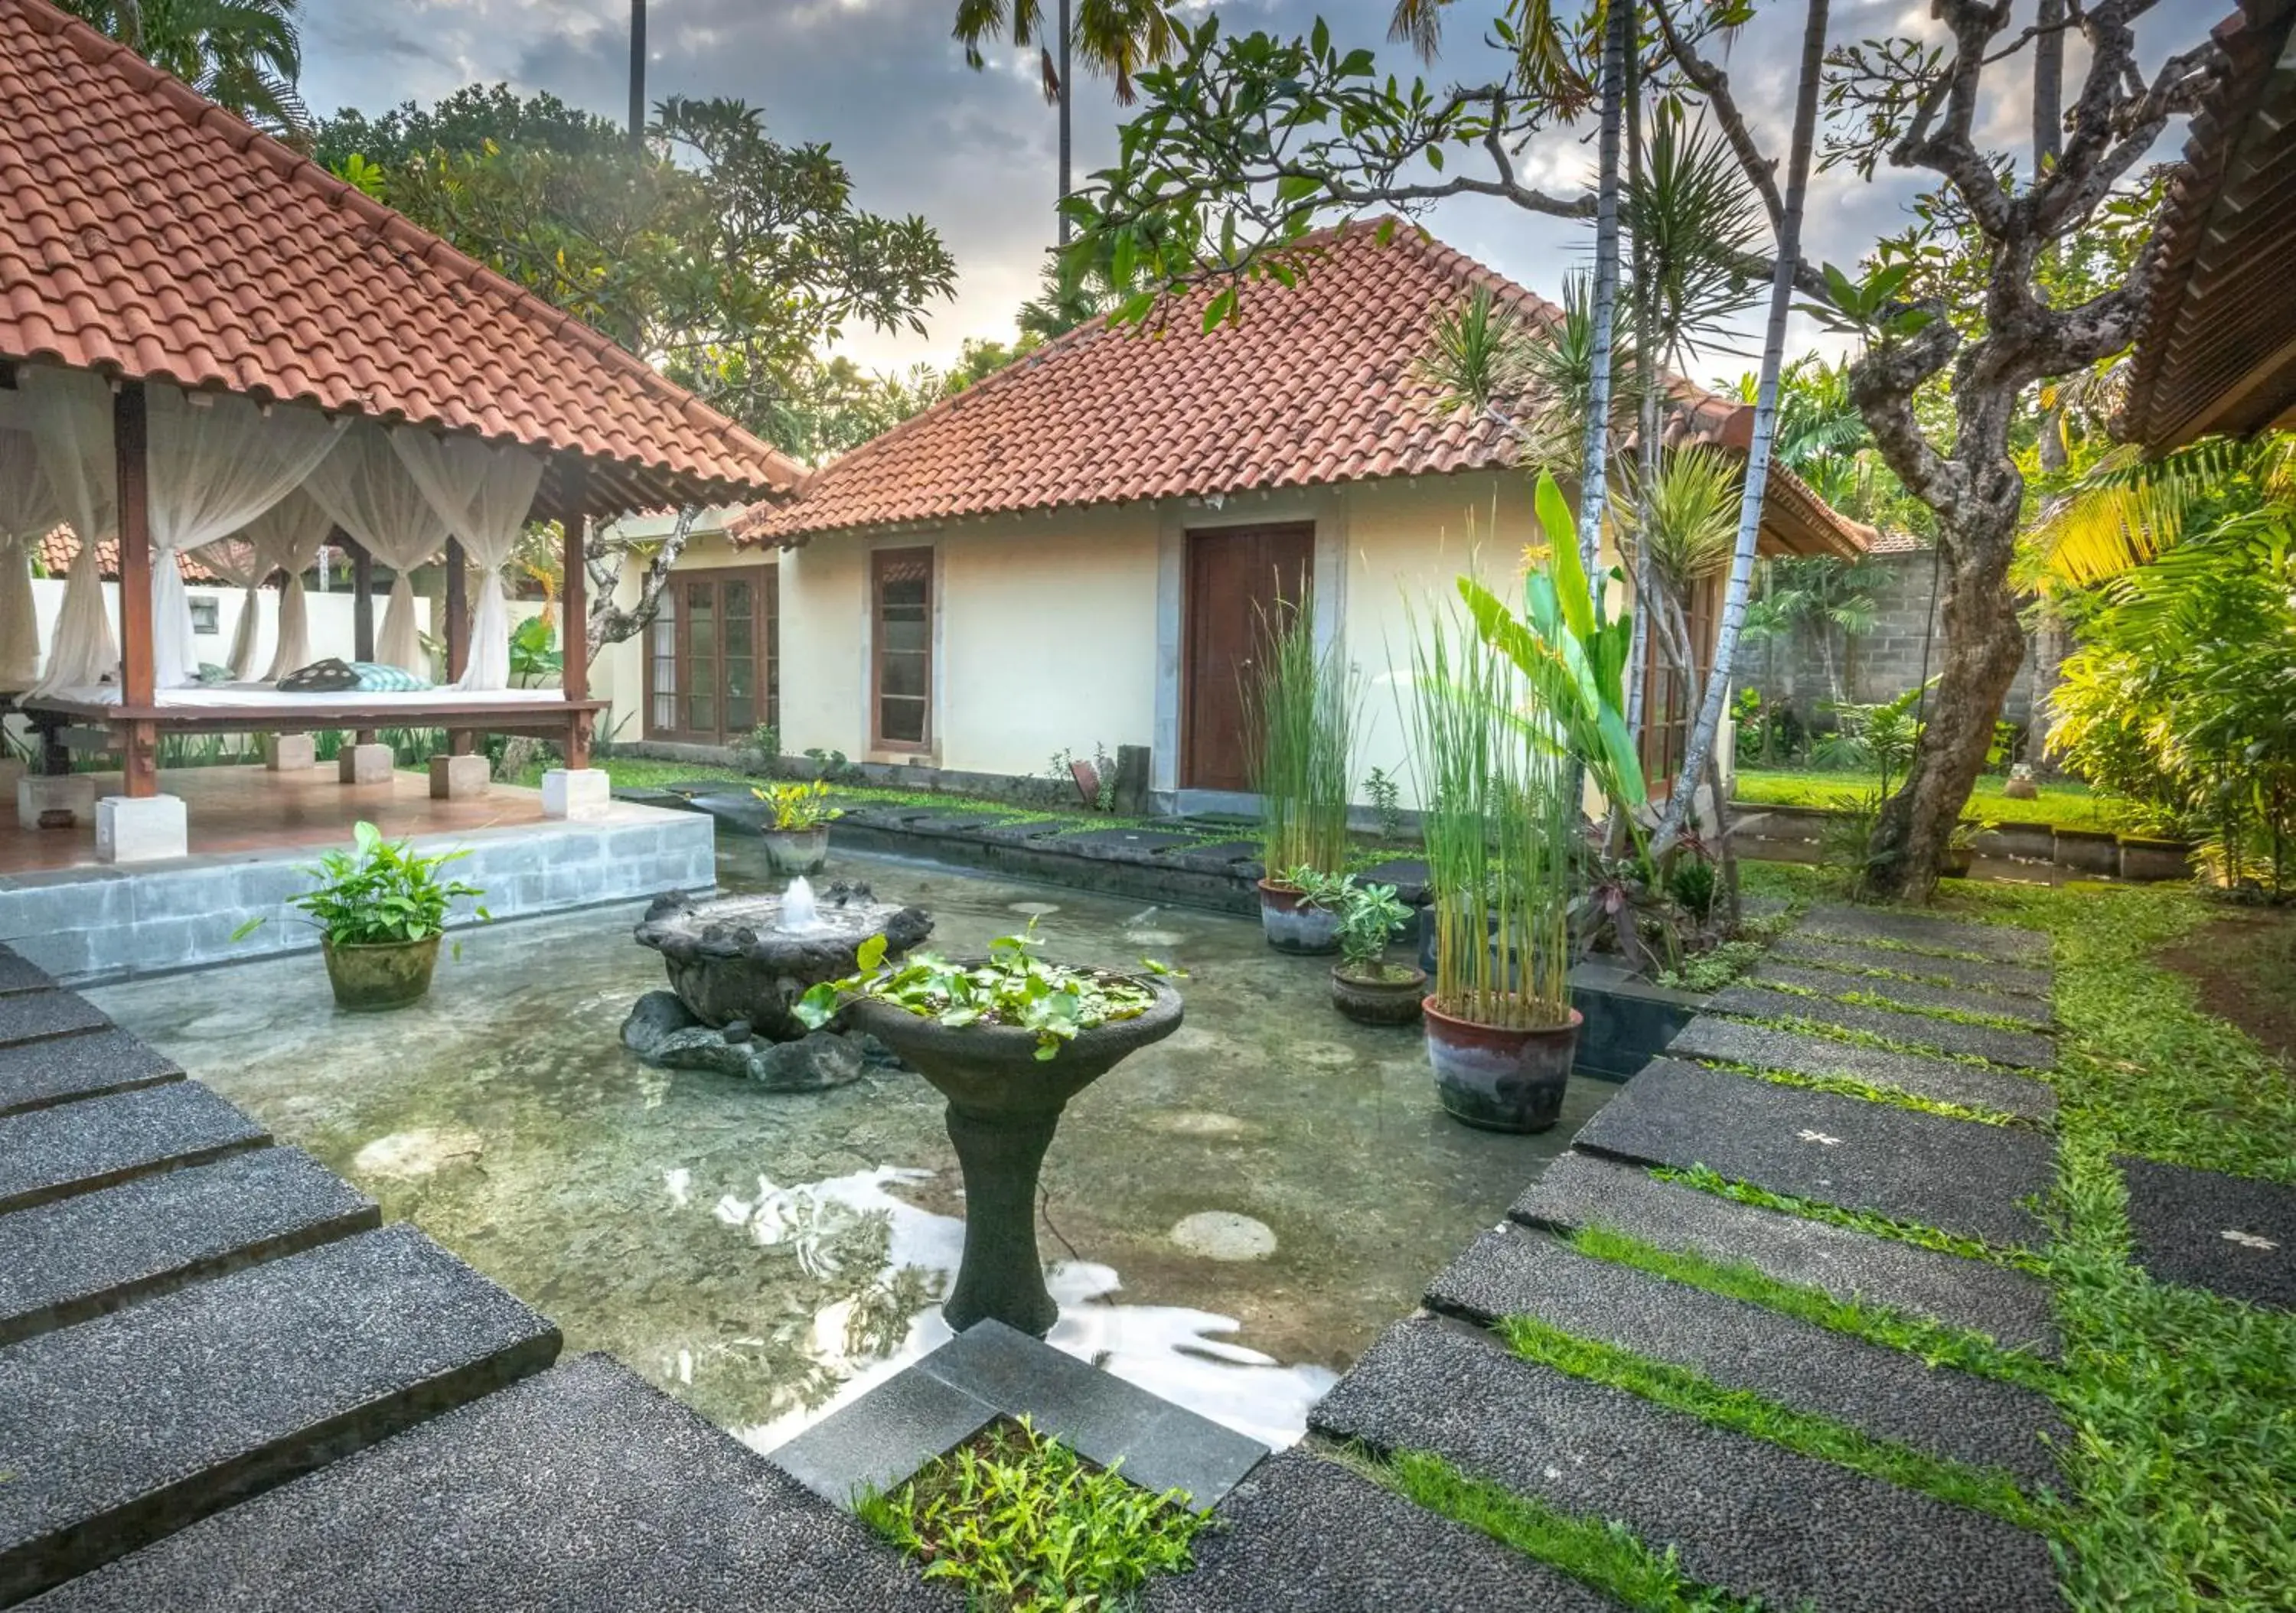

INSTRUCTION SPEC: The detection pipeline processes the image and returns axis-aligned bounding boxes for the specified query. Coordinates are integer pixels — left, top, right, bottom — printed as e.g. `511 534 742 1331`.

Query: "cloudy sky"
295 0 2226 382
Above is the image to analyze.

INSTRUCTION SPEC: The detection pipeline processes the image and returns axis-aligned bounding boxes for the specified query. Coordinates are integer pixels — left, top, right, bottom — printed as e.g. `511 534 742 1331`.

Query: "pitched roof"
0 0 806 516
732 221 1867 557
2121 0 2296 450
35 526 222 582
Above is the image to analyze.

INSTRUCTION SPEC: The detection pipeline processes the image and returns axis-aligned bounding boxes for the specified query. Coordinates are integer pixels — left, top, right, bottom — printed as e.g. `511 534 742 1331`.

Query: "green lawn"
1731 767 2110 830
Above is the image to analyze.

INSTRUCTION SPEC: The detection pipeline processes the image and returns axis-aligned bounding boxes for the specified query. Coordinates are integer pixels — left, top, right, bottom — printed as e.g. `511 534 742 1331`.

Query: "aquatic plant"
1244 588 1358 881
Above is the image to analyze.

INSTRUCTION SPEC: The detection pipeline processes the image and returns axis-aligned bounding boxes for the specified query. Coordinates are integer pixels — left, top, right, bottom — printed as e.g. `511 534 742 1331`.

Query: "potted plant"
1405 601 1581 1132
1326 875 1426 1026
1244 591 1358 953
752 779 843 875
794 929 1182 1338
233 820 488 1011
1939 818 1985 878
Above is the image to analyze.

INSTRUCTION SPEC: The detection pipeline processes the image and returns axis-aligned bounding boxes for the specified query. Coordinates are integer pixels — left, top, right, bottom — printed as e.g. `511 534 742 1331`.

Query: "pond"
89 836 1611 1455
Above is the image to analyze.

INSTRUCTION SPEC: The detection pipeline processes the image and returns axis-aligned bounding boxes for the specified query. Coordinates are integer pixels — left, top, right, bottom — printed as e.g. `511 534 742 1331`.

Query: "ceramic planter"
1329 963 1427 1026
1258 879 1342 955
321 934 442 1012
759 826 830 875
1939 844 1975 878
847 974 1183 1338
1422 1000 1580 1133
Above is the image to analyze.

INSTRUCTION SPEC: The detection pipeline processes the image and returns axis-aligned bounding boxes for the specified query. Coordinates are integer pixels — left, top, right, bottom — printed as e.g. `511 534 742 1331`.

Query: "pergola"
0 0 803 847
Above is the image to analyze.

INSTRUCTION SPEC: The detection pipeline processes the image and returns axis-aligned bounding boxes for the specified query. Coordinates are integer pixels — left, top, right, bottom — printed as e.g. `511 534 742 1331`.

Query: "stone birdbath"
623 880 933 1090
801 939 1184 1338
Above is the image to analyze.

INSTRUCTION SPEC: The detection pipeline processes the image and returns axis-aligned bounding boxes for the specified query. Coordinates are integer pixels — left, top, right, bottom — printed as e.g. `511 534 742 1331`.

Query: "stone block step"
1706 986 2057 1070
0 1031 183 1122
0 1223 559 1604
0 1083 265 1214
1769 933 2053 999
0 949 60 999
1798 905 2051 966
2118 1155 2294 1312
1571 1061 2056 1250
1427 1228 2064 1486
0 1149 378 1347
1312 1317 2060 1613
0 992 110 1051
1668 1017 2056 1123
1140 1447 1615 1613
1512 1152 2060 1354
1752 961 2054 1027
24 1354 949 1613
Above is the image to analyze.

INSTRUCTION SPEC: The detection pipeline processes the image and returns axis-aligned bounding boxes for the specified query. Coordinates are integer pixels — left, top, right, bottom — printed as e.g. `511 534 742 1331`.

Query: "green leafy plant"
856 1417 1208 1611
1333 879 1414 978
752 779 843 832
507 613 562 685
231 821 487 947
1364 764 1406 840
1244 589 1357 881
735 722 780 775
792 927 1176 1061
1652 938 1767 993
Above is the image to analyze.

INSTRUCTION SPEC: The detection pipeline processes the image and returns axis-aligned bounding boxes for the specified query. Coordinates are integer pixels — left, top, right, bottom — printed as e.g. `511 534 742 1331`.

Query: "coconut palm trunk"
1574 0 1632 598
1057 0 1075 246
1655 0 1828 848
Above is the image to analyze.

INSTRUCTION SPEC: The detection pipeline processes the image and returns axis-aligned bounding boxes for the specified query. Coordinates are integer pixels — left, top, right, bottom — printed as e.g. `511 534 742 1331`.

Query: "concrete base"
338 744 393 786
263 734 315 772
429 754 489 801
94 796 189 865
0 759 22 801
540 768 611 822
18 774 97 828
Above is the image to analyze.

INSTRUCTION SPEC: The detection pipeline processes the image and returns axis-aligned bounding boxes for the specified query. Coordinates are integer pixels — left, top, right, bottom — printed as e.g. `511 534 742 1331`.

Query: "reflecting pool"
90 838 1610 1454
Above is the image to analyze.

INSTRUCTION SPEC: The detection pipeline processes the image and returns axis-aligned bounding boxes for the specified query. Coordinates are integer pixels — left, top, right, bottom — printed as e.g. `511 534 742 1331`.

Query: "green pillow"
351 662 433 692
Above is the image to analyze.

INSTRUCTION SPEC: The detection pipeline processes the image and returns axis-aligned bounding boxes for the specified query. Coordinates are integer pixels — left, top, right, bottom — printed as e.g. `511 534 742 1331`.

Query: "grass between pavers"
1494 1314 2051 1532
1688 1053 2027 1128
1731 768 2108 831
1724 1002 2020 1075
1755 969 2045 1035
1652 1164 2047 1271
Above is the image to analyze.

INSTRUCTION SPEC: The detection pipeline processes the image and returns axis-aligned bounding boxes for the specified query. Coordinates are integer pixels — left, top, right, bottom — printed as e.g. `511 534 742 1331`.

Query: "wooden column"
559 461 592 771
341 529 378 745
444 536 473 755
113 382 158 798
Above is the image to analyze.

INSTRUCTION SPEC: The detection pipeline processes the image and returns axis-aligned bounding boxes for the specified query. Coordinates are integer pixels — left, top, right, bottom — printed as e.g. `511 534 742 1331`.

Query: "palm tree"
59 0 308 137
953 0 1181 247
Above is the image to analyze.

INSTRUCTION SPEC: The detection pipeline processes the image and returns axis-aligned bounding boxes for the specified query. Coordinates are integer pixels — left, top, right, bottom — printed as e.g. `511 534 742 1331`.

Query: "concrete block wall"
0 808 716 987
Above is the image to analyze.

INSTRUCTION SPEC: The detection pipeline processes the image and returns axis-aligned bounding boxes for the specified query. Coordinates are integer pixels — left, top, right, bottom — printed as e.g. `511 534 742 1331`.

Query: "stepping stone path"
1668 1015 2057 1121
1769 930 2056 999
1753 960 2055 1027
2118 1155 2295 1312
1705 983 2058 1069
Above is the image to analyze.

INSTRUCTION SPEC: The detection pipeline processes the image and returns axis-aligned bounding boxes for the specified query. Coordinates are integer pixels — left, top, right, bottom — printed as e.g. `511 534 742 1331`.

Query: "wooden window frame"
870 546 935 754
641 563 779 747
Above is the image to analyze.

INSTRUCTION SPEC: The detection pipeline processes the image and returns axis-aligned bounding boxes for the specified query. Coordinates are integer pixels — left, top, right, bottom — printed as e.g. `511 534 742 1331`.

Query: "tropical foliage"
235 821 488 947
60 0 310 137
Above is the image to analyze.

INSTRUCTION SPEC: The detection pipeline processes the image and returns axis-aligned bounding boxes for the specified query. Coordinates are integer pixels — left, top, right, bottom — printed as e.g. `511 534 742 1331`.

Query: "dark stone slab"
1753 960 2054 1028
1572 1060 2056 1250
2119 1155 2296 1312
0 1028 184 1121
1798 904 2052 966
969 818 1071 844
1313 1318 2060 1613
1512 1151 2060 1353
916 1320 1268 1510
0 1222 559 1604
0 1082 266 1214
770 1364 999 1507
0 990 110 1049
1140 1447 1615 1613
1153 839 1262 873
1045 827 1205 862
906 813 1022 836
1707 985 2057 1070
1427 1228 2064 1485
1668 1016 2056 1123
0 1149 378 1347
1769 933 2054 1000
1350 858 1430 903
0 947 60 998
28 1354 953 1613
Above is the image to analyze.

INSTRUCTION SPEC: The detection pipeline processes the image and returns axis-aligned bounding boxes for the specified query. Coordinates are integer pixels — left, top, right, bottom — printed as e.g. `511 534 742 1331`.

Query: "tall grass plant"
1245 590 1357 880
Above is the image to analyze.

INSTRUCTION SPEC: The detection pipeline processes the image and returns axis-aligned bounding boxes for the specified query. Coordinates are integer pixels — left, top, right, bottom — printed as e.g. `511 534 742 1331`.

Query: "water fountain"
622 881 932 1090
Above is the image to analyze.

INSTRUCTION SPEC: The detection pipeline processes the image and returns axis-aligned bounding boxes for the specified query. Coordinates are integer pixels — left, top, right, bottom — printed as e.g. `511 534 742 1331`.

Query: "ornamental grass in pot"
1407 604 1581 1132
794 928 1182 1338
752 780 843 874
232 820 488 1012
1245 591 1358 954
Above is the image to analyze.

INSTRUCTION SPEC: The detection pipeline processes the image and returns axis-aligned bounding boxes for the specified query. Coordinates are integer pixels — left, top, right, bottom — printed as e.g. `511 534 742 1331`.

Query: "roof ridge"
8 0 801 491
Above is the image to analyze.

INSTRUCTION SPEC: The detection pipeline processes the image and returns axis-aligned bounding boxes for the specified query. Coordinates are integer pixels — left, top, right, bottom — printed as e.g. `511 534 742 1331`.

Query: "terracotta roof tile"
35 525 222 582
0 0 805 515
735 222 1865 557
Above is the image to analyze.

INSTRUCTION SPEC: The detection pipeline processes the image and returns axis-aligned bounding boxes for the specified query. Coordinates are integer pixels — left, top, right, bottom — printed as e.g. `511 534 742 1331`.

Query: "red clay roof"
0 0 805 516
36 526 222 582
733 221 1867 557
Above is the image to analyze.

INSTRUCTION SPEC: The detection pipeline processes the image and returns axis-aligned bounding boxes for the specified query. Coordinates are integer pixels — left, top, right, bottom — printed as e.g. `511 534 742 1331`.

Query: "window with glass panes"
642 565 778 746
872 547 932 749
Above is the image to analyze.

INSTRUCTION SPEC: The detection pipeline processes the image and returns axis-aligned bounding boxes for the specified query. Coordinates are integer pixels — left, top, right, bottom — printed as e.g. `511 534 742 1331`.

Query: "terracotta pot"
321 934 442 1012
1258 879 1342 955
846 974 1183 1339
1939 844 1975 878
758 826 830 875
1422 1000 1580 1133
1329 963 1427 1026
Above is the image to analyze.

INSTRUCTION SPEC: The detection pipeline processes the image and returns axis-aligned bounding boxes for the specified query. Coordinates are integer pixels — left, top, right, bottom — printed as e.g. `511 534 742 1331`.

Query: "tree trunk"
585 505 699 655
1656 0 1828 847
1056 0 1075 248
1574 0 1632 597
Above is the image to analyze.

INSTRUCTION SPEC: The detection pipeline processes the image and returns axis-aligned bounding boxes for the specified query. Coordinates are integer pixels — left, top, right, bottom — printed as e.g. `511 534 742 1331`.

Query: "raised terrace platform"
0 765 713 986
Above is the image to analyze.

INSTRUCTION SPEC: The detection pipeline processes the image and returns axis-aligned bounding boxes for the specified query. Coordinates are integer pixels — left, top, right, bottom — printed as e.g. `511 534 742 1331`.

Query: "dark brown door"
1182 523 1315 790
644 565 778 745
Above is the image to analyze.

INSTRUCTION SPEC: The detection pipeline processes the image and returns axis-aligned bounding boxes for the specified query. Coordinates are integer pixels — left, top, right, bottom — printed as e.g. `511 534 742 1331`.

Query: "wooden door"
1182 523 1315 790
644 565 778 745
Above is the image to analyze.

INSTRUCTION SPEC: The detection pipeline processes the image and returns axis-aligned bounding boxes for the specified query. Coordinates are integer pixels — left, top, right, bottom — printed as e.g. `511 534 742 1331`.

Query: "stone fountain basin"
633 888 932 1041
846 976 1184 1114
